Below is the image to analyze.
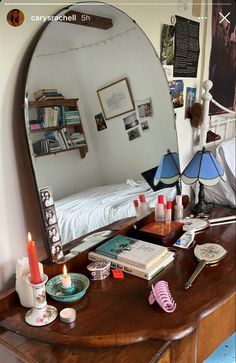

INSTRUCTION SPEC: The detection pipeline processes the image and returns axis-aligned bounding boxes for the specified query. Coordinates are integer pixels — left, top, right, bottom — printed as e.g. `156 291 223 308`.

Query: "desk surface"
0 207 235 363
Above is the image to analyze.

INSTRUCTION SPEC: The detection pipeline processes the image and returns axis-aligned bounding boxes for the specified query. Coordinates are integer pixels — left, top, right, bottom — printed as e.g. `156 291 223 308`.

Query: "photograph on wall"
47 224 61 244
174 16 200 77
185 87 196 118
136 98 152 118
127 127 141 141
141 120 150 132
94 112 107 131
160 24 175 78
169 80 184 108
51 242 64 261
123 112 139 130
44 205 58 227
97 78 135 120
39 186 54 208
209 0 236 114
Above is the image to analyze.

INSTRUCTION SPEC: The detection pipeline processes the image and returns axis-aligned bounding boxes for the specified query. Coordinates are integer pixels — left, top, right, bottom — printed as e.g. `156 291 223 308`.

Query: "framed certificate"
97 78 135 120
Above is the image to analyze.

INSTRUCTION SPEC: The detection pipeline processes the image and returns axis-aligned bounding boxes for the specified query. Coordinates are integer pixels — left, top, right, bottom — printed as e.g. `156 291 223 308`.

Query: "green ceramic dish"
46 273 90 302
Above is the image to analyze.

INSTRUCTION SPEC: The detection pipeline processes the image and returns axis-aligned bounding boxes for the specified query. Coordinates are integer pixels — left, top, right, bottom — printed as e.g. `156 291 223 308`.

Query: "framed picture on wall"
97 78 135 120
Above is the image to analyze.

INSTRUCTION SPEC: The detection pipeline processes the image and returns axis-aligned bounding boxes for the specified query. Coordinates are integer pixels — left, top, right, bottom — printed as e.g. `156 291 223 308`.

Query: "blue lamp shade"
154 151 180 186
182 149 225 186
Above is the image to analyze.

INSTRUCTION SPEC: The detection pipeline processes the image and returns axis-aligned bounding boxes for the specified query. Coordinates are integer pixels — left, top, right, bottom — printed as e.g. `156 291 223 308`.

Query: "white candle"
61 265 71 288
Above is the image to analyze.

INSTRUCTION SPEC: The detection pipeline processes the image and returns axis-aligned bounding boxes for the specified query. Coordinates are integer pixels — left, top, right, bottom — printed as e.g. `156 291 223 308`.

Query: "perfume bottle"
174 195 183 222
165 201 172 223
133 199 141 219
139 194 150 217
155 194 165 221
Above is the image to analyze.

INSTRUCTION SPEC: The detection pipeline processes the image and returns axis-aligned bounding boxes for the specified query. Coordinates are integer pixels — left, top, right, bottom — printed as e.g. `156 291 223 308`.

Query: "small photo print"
95 112 107 131
136 98 152 118
39 186 54 208
127 127 141 141
47 224 61 244
185 87 196 118
123 112 139 130
169 80 184 108
44 205 57 227
51 242 64 260
141 120 150 132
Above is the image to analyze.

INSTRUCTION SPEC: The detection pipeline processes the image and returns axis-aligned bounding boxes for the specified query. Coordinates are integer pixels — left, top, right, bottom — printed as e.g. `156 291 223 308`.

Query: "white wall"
0 0 207 292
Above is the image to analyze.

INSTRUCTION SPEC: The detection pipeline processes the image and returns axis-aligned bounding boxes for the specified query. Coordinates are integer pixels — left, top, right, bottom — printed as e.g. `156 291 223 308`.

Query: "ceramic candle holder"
61 282 76 295
25 274 58 326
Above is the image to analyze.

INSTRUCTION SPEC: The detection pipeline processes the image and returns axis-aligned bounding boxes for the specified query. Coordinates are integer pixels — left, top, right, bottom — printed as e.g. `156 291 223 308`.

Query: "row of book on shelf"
32 127 86 156
88 235 175 280
33 88 65 101
30 107 81 131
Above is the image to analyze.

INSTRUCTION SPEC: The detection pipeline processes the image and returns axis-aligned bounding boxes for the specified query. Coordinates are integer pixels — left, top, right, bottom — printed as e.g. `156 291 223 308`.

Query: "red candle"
27 232 42 284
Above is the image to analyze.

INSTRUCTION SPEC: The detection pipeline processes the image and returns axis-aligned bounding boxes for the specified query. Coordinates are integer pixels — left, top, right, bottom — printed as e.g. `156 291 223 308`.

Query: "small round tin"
60 308 76 323
87 261 111 280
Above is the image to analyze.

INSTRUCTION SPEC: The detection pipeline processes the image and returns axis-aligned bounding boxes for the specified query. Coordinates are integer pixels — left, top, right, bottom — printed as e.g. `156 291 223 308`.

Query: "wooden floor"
204 333 236 363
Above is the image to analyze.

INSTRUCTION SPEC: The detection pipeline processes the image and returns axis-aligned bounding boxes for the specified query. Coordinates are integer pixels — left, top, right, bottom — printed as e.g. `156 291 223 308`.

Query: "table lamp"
181 147 225 213
153 150 181 195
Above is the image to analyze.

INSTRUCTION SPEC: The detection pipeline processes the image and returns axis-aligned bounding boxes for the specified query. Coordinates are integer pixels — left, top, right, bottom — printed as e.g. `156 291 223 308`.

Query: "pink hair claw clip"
148 280 176 313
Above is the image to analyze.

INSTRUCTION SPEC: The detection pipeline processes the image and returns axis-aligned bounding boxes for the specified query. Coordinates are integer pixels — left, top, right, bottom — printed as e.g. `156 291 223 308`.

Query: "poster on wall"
94 113 107 131
169 80 184 108
136 98 152 118
185 87 196 118
160 24 175 78
209 0 236 114
173 16 200 77
123 112 139 130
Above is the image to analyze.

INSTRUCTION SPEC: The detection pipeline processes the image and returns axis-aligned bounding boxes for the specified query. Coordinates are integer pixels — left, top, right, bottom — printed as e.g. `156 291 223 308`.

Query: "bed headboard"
200 80 236 150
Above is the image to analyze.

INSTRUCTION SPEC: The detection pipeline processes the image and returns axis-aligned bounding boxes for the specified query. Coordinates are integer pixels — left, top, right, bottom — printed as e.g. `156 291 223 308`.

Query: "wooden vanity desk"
0 208 235 363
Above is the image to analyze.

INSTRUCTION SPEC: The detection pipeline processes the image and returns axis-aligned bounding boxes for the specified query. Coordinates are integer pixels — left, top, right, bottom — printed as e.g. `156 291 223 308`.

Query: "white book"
88 250 174 280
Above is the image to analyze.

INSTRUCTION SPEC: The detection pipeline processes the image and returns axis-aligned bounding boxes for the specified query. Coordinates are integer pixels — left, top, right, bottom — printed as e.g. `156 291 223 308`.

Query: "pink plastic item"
148 280 176 313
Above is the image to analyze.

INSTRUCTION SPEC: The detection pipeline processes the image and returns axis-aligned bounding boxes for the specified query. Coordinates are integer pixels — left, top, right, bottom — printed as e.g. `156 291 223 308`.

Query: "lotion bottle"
165 201 172 223
174 195 183 222
155 194 165 221
139 194 150 217
133 199 141 219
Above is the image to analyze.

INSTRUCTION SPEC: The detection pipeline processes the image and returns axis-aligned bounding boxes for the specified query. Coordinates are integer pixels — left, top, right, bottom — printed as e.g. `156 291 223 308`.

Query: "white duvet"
55 180 176 245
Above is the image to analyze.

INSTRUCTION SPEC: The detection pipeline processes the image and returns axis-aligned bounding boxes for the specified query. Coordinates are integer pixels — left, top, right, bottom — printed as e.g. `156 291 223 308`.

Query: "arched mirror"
24 1 178 260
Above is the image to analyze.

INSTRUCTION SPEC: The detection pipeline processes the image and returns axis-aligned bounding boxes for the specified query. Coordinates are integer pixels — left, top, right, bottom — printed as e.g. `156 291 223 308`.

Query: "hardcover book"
88 250 174 280
95 235 168 269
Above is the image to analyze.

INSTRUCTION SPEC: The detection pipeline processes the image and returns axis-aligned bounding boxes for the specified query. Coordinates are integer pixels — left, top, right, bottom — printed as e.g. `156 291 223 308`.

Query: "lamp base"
191 200 215 214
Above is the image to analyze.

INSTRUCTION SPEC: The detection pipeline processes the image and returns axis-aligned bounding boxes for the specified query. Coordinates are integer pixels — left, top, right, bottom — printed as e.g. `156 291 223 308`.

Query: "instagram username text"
31 14 76 22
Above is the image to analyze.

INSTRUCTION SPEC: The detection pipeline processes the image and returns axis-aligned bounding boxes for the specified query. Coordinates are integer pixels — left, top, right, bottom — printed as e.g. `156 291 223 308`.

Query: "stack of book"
37 107 60 128
64 110 81 125
32 139 49 155
45 130 67 152
34 89 64 101
88 235 175 280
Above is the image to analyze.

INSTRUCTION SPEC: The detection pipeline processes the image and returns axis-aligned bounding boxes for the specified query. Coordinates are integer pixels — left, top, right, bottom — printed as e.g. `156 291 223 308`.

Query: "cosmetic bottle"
139 194 150 217
165 201 172 223
133 200 141 219
155 194 165 221
174 195 183 222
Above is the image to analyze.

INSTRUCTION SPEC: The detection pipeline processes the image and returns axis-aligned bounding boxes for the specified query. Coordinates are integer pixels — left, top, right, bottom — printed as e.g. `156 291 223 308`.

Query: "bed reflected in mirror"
24 1 178 259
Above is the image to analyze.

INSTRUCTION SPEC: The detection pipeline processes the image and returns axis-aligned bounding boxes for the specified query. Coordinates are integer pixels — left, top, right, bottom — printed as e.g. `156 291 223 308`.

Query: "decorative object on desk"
181 147 225 213
27 233 42 284
46 273 90 302
25 273 58 326
153 150 181 195
139 194 150 217
60 308 76 324
155 194 165 221
165 201 172 224
174 195 183 222
149 280 176 313
183 217 209 232
87 261 111 280
15 257 43 308
95 235 168 270
185 243 227 289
